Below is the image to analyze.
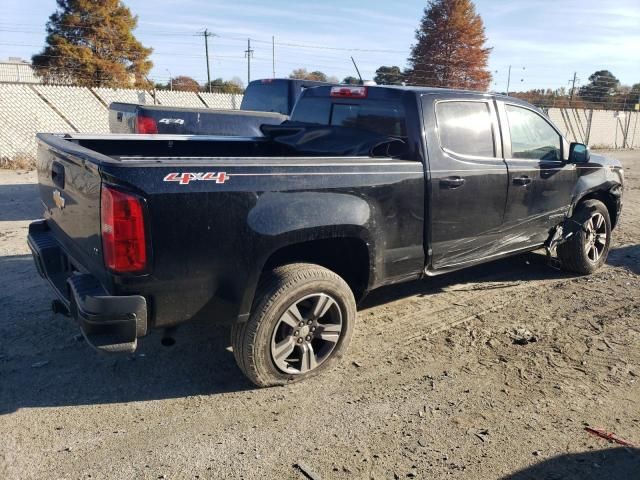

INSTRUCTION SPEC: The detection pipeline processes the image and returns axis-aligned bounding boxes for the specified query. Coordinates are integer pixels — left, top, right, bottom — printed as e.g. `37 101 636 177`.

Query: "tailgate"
108 102 138 134
146 108 287 136
36 136 104 275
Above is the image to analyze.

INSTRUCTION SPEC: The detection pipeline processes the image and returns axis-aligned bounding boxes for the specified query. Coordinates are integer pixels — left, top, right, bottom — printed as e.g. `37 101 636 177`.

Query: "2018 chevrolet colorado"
28 85 623 387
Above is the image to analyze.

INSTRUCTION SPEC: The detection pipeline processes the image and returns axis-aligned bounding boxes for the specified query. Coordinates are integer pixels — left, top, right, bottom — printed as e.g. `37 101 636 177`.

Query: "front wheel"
231 263 356 387
557 199 611 274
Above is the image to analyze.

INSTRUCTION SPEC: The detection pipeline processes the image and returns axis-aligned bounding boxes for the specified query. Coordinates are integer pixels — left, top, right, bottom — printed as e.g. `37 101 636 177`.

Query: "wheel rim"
584 212 607 263
270 293 343 375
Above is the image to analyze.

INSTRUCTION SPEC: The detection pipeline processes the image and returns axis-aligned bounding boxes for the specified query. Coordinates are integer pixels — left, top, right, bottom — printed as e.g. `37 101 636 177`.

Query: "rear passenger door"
497 102 576 249
422 94 509 270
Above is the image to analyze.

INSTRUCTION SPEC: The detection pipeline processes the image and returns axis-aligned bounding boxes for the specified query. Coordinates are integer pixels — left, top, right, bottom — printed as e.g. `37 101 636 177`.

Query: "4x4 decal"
163 172 229 185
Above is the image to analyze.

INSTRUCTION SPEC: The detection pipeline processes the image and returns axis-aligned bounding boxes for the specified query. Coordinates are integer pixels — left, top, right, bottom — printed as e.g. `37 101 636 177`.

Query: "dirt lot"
1 152 639 480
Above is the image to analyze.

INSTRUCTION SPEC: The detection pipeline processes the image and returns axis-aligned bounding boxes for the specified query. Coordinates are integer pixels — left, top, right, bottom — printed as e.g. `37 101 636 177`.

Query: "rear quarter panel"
101 158 425 328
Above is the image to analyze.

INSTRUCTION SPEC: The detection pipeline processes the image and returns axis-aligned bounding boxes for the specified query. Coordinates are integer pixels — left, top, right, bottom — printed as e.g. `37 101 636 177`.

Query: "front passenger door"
499 102 576 249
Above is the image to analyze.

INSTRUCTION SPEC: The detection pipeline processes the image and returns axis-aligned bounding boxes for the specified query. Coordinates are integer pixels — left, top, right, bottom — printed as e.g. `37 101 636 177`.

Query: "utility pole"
196 29 217 92
569 72 578 106
166 69 172 91
204 29 212 92
272 36 275 78
244 38 254 85
506 65 512 96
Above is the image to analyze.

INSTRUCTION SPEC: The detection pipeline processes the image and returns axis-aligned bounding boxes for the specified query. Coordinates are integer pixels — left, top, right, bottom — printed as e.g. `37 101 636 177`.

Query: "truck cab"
290 86 622 272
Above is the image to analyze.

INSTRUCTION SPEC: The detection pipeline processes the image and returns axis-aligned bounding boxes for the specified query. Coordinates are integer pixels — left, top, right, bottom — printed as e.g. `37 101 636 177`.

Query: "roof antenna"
351 56 363 85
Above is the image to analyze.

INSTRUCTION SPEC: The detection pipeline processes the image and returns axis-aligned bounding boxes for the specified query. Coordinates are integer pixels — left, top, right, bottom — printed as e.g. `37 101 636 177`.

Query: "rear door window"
435 101 495 157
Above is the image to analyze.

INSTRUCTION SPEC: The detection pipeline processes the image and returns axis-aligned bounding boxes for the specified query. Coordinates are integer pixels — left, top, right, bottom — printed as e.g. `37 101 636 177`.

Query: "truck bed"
39 128 407 165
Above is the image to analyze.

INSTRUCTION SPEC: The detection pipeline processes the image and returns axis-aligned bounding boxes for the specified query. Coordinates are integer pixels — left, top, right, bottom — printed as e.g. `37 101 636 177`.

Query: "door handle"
512 175 532 186
51 161 65 189
440 176 466 189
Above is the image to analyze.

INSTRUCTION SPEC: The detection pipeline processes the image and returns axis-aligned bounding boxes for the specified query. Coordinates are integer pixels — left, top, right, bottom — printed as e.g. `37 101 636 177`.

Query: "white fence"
547 108 640 150
0 84 243 162
0 84 72 161
33 85 109 133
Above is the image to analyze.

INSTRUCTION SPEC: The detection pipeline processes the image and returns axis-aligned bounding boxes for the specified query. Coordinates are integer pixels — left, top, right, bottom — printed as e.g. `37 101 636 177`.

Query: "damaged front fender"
567 154 624 226
546 154 623 255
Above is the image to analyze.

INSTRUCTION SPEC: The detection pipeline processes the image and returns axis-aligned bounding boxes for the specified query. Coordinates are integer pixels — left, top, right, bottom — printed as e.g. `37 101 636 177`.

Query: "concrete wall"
547 108 640 149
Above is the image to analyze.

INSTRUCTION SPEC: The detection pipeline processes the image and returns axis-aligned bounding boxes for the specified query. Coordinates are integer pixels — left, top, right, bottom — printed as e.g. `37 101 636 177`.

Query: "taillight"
136 115 158 134
101 186 147 273
330 86 368 98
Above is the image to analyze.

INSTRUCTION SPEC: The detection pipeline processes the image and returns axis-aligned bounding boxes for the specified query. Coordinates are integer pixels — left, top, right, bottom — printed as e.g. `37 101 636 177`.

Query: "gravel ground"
1 151 639 480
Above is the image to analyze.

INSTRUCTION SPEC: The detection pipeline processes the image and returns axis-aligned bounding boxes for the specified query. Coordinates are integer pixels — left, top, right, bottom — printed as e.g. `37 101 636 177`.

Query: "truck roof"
301 84 542 111
250 78 333 87
380 85 538 104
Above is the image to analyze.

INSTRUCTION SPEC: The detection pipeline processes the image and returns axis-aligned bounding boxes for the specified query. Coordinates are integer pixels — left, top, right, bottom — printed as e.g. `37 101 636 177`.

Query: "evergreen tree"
407 0 492 90
32 0 153 87
579 71 620 105
374 66 405 85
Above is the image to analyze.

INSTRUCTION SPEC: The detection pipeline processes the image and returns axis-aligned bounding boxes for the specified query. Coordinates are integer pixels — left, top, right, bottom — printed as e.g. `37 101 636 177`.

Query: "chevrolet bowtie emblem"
53 189 66 210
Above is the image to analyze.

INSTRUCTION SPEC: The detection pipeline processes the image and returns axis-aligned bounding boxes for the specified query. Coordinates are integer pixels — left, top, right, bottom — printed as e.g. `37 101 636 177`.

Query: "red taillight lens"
330 86 368 98
101 186 147 273
136 115 158 134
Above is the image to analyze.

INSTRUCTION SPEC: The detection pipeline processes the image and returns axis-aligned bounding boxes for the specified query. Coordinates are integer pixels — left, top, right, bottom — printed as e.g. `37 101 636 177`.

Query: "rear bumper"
28 220 147 353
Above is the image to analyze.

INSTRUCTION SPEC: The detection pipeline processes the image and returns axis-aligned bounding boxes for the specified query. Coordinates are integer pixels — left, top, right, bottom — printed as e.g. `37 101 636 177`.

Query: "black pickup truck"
109 78 330 136
29 85 623 387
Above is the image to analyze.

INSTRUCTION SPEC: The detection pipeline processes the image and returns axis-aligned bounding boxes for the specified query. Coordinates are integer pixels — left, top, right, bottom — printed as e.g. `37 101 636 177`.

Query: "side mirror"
569 142 590 164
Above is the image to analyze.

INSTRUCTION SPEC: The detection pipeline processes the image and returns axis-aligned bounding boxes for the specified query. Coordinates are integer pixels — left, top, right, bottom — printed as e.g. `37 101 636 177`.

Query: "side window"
505 105 561 160
435 101 495 157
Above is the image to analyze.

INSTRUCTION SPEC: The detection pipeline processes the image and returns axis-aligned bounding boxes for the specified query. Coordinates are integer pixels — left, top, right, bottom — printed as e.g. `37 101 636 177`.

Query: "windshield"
291 97 407 137
240 80 289 114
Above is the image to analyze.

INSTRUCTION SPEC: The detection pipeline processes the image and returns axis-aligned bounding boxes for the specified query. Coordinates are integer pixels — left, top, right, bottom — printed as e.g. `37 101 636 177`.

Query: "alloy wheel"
584 212 607 263
270 293 343 374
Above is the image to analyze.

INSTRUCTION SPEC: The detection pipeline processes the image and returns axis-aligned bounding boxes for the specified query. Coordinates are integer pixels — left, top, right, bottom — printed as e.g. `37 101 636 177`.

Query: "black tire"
557 199 611 275
231 263 356 387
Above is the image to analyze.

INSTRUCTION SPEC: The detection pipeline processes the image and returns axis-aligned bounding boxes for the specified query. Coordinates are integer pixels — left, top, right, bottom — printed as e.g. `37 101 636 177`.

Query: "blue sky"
1 0 639 91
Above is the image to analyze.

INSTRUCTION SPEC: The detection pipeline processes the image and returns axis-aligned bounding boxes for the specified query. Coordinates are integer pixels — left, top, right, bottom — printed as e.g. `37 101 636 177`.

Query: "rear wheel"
231 263 356 387
557 199 611 274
